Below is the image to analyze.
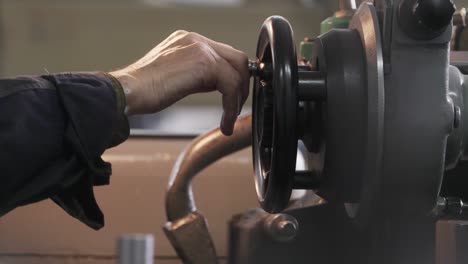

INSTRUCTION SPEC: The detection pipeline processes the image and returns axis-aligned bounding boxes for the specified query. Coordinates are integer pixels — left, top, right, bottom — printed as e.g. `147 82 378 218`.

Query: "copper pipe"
166 114 252 221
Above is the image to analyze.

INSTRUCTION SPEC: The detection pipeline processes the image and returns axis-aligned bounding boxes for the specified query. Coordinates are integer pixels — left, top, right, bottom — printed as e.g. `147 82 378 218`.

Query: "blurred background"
1 1 468 263
0 0 336 106
0 0 331 80
0 0 342 135
0 0 467 135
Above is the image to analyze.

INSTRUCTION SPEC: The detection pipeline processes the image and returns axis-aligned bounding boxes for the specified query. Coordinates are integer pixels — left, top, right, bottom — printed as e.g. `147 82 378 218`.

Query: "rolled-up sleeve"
0 72 129 230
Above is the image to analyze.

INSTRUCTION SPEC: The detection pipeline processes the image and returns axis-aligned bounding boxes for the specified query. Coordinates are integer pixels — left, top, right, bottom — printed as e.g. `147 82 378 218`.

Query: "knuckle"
190 43 218 87
185 32 200 42
240 51 248 63
171 30 188 38
188 31 203 40
192 40 207 49
194 42 218 63
231 71 242 86
235 51 248 68
174 29 188 35
197 56 217 77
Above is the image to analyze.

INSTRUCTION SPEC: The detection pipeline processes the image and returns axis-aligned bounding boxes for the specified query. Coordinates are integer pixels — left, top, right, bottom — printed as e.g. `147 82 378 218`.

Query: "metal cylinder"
339 0 357 11
298 71 326 100
118 234 155 264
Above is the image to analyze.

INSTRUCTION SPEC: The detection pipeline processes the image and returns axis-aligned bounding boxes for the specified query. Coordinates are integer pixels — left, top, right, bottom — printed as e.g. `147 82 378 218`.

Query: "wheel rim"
253 16 299 213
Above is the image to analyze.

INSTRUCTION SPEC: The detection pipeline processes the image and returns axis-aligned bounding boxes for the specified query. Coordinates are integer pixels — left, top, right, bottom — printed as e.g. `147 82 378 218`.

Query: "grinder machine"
163 0 468 263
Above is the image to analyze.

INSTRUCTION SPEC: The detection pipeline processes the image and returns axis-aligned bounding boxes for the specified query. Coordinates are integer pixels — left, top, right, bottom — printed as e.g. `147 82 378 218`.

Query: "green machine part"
320 10 355 34
300 0 356 62
299 38 315 64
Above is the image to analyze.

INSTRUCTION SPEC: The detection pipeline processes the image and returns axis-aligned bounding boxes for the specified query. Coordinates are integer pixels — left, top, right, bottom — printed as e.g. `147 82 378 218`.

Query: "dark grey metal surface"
346 2 385 228
163 1 468 263
442 65 468 199
297 71 326 100
445 66 466 169
398 0 455 40
314 24 374 214
229 1 464 264
373 0 453 261
228 209 302 264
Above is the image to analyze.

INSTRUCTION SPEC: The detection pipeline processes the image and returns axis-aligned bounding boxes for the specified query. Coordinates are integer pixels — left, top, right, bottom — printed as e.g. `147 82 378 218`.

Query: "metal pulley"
249 4 386 226
161 1 468 263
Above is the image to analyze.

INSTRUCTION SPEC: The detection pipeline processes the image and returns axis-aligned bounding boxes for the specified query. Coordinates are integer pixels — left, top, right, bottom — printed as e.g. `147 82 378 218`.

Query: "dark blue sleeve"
0 72 129 230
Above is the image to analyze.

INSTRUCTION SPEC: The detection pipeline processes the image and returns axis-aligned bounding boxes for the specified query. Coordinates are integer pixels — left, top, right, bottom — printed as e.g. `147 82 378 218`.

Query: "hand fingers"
155 31 247 135
174 32 250 109
191 33 250 106
205 41 249 101
213 54 243 136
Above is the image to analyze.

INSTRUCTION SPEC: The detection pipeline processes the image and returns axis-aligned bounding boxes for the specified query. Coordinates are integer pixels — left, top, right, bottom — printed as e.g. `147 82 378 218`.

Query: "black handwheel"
252 16 299 213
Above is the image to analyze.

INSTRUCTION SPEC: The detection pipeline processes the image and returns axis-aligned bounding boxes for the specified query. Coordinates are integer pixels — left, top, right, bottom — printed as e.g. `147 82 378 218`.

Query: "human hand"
109 31 250 135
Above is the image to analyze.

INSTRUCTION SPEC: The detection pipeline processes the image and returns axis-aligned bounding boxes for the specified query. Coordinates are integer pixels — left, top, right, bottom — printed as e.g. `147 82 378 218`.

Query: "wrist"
109 70 139 116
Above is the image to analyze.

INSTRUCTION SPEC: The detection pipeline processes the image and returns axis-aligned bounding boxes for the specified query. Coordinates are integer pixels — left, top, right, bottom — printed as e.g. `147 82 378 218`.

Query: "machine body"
164 0 468 263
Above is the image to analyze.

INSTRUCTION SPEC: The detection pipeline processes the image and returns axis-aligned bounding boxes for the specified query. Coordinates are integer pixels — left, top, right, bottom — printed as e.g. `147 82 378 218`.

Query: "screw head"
277 220 297 238
264 213 299 242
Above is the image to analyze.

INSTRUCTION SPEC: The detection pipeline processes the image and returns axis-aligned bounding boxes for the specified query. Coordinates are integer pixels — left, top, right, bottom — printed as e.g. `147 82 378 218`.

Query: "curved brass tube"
166 114 252 221
164 114 252 264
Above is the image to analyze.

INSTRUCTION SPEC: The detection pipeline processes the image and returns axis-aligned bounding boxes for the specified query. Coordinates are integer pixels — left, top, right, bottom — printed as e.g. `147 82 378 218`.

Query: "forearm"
0 72 129 229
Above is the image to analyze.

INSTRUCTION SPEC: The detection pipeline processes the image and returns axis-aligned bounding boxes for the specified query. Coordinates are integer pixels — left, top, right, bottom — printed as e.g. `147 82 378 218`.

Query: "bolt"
264 213 299 242
437 196 468 215
447 197 468 214
248 60 259 77
277 220 297 237
437 196 447 211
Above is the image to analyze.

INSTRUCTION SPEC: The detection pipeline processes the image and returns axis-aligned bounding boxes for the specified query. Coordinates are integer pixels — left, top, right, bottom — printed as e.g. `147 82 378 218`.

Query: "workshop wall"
0 0 329 106
2 0 466 105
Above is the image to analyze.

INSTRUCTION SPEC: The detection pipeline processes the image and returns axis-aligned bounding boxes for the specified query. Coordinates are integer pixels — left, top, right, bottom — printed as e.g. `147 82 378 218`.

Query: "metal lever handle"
164 115 252 264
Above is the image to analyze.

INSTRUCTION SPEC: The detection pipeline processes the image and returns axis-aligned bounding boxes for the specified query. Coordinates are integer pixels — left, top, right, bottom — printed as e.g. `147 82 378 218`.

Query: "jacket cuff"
41 71 130 229
99 72 130 147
